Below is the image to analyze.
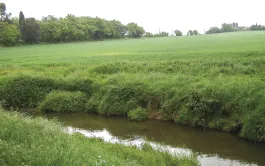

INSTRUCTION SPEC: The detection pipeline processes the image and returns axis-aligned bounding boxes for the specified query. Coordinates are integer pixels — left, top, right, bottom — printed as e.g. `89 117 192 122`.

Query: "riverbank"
0 109 198 166
0 73 264 143
0 32 265 143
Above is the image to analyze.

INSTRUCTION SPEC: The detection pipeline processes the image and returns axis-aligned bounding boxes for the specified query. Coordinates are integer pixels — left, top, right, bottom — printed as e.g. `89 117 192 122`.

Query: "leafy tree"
19 11 25 41
23 18 41 43
127 22 145 38
0 7 147 45
187 30 193 36
145 32 153 38
0 3 6 21
221 23 235 32
193 30 198 35
250 24 265 31
0 3 11 23
108 20 127 38
174 30 182 36
160 31 169 37
206 27 221 34
153 33 160 37
0 22 19 46
93 17 111 40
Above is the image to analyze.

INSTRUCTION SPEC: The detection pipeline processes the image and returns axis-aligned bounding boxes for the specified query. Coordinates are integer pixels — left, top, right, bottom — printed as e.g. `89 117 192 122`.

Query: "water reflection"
46 113 265 166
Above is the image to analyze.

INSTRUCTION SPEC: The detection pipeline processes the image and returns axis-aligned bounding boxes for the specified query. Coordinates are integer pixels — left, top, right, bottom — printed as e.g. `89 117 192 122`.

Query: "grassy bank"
0 109 198 166
0 31 265 142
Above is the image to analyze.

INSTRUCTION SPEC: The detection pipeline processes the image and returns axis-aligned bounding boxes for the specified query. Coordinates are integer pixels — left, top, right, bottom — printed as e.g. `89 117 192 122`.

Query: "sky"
2 0 265 35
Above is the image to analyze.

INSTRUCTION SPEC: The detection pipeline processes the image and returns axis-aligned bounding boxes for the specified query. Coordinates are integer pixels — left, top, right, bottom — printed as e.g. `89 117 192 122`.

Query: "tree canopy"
0 3 147 46
174 30 182 36
127 22 145 38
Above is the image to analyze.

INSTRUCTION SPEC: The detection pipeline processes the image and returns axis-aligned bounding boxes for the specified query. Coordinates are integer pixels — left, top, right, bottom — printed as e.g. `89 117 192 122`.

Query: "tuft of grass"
128 107 148 121
38 91 87 113
0 109 199 166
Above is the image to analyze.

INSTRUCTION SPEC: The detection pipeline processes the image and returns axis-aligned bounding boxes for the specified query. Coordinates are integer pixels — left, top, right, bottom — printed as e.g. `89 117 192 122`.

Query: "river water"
46 112 265 166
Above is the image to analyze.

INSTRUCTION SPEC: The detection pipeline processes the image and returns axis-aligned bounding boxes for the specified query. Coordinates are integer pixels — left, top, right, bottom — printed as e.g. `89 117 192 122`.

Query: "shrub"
85 98 99 114
128 107 148 121
0 76 94 108
240 109 265 142
0 22 20 46
176 93 221 128
98 84 144 116
0 75 56 108
38 91 87 113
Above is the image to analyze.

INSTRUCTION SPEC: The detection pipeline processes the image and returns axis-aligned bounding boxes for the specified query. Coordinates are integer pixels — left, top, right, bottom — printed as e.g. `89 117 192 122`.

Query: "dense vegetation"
0 109 198 165
0 32 265 142
206 22 265 34
0 3 146 46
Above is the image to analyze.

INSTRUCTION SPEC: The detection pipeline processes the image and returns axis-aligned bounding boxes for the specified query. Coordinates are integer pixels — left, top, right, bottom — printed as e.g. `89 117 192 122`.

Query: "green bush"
98 84 144 116
0 76 94 109
240 109 265 142
85 98 99 114
0 75 56 108
0 22 20 46
38 91 87 113
128 107 148 121
176 93 221 128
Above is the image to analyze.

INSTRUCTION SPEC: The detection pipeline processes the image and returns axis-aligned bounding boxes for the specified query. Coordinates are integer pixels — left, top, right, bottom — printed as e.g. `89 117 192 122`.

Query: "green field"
0 31 265 142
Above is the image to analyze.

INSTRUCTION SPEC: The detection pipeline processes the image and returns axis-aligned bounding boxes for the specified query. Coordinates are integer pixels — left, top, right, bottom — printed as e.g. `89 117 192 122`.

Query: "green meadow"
0 31 265 142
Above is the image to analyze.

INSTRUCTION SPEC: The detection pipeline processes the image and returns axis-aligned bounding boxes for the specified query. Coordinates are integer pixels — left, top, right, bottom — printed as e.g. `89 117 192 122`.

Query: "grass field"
0 31 265 142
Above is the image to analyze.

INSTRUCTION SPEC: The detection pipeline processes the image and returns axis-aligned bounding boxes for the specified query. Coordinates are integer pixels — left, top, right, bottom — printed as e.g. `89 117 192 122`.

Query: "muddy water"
46 113 265 166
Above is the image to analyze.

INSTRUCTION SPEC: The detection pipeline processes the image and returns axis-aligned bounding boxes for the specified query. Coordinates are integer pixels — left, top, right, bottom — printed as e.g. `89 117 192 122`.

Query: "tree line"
144 29 199 38
206 22 265 34
0 3 146 46
2 2 265 46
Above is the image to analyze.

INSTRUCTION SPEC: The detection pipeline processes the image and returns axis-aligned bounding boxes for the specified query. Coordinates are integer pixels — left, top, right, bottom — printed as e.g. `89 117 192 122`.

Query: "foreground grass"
0 31 265 142
0 109 198 166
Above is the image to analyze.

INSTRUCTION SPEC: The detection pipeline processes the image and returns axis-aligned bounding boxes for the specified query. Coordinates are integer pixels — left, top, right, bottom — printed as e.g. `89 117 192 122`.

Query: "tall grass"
0 31 265 142
0 109 198 166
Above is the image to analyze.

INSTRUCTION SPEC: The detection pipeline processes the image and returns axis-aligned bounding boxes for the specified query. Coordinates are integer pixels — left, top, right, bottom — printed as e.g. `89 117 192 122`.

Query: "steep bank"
0 74 264 142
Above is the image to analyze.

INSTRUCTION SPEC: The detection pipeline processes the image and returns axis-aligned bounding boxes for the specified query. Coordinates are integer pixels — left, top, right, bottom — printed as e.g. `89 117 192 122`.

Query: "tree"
0 3 11 23
91 17 110 40
127 22 145 38
0 22 19 46
221 23 235 32
174 30 182 36
108 20 127 38
19 11 25 41
250 24 265 31
145 32 153 38
0 3 6 21
187 30 193 36
160 31 169 37
206 27 221 34
23 18 41 43
193 30 198 35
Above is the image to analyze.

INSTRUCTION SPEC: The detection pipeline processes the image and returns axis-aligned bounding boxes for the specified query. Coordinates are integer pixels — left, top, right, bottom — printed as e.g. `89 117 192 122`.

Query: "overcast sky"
2 0 265 34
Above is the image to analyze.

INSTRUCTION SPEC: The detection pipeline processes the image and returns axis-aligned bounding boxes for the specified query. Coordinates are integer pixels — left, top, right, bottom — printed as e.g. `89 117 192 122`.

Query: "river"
45 112 265 166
